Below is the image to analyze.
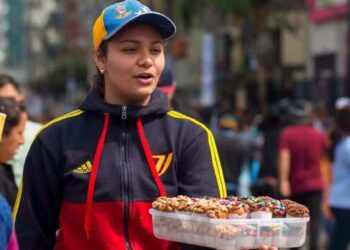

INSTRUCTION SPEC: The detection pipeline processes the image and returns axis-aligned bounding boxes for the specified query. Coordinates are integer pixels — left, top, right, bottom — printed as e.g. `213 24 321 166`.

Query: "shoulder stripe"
12 109 85 222
38 109 85 135
167 110 227 198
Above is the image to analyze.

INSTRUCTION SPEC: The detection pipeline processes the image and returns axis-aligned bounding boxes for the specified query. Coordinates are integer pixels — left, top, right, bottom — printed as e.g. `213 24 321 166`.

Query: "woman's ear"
94 50 106 72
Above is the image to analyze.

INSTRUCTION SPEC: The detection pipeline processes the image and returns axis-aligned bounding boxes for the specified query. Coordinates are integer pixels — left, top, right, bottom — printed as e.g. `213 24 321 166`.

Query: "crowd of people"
0 1 349 250
214 97 350 250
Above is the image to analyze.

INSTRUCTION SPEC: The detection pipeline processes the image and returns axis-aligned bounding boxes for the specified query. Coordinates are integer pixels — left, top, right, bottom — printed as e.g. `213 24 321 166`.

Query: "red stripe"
85 113 110 238
136 118 166 196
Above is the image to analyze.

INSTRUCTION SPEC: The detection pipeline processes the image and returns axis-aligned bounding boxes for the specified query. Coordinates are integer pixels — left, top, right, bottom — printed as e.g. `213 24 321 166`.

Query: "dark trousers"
291 190 323 250
328 207 350 250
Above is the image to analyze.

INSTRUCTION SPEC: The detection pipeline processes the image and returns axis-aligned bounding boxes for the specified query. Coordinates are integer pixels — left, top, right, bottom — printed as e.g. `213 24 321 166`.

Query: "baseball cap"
219 114 238 130
157 67 176 94
288 100 312 124
93 0 176 50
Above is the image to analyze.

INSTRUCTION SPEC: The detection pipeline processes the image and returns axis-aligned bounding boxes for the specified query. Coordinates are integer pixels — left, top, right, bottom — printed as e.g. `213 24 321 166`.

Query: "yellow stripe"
167 111 227 198
12 181 22 222
37 109 84 136
13 109 85 222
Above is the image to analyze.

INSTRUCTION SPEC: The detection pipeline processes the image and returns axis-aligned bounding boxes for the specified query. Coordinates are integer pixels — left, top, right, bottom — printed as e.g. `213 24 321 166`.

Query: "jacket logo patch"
73 160 93 174
153 153 173 176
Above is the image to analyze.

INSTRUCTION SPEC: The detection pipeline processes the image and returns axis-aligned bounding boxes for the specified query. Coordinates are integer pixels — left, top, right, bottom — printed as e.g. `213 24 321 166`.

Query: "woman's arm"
14 136 62 249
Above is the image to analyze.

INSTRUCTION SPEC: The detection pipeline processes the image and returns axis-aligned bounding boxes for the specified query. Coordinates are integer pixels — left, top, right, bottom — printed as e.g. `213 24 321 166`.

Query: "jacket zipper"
121 105 131 250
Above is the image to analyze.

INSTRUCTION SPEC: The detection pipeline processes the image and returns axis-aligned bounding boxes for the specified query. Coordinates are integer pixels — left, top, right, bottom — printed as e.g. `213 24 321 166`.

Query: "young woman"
14 1 275 250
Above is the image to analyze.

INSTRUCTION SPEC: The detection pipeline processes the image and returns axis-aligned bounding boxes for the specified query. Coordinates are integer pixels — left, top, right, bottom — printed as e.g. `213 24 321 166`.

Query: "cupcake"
192 197 217 217
175 195 194 215
268 199 286 218
152 196 178 212
248 197 272 219
237 224 257 249
215 224 241 250
281 199 309 247
258 225 273 246
206 203 229 219
272 224 289 247
151 196 179 237
227 201 250 219
281 199 309 218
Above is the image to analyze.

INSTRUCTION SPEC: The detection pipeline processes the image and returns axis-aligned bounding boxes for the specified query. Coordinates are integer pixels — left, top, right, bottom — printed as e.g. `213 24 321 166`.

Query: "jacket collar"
79 88 170 118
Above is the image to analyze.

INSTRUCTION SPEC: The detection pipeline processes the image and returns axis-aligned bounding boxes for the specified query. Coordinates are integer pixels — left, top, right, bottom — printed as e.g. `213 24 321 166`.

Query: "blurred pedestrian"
328 106 350 250
0 194 19 250
14 1 230 249
252 99 292 198
0 97 27 209
215 114 244 195
0 74 42 186
278 100 328 250
157 66 203 121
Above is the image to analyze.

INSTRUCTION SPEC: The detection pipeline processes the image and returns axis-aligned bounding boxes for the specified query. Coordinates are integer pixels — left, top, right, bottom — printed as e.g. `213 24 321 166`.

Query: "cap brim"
104 12 176 42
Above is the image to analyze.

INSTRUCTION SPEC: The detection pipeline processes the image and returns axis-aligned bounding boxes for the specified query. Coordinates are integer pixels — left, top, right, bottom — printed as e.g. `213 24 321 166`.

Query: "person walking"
278 100 328 250
328 106 350 250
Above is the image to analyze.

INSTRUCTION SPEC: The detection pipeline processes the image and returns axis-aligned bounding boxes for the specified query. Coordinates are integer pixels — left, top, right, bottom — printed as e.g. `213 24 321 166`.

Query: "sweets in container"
150 195 309 249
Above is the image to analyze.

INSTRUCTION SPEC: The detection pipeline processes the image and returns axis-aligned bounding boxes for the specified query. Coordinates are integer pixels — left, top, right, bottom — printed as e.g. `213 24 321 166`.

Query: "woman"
328 106 350 250
0 97 26 209
14 1 275 250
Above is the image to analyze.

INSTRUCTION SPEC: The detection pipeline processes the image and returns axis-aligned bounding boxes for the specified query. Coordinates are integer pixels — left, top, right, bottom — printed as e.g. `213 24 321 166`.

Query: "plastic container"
150 209 309 249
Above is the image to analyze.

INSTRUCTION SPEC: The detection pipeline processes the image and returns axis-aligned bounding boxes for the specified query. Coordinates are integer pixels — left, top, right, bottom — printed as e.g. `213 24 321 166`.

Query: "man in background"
278 100 328 250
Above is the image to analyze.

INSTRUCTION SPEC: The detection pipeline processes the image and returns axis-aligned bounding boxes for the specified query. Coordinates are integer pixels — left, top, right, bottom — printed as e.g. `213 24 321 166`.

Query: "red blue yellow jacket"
14 88 226 250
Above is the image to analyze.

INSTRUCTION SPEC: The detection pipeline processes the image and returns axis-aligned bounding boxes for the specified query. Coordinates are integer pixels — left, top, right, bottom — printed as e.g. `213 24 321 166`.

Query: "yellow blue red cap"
93 0 176 50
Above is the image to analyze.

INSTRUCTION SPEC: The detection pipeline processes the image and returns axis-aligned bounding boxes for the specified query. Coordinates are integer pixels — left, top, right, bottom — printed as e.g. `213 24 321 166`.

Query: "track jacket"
14 88 226 250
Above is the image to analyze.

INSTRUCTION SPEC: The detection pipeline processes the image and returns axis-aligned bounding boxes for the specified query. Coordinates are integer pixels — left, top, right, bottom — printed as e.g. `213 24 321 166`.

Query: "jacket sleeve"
14 134 62 250
177 129 227 198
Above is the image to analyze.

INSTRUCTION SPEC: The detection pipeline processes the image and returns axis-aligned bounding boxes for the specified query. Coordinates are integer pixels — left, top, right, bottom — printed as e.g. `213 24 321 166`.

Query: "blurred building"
307 0 349 107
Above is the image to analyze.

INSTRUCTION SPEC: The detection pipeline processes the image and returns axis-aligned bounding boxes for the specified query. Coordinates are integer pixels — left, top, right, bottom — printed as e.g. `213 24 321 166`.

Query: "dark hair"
0 74 21 93
0 97 26 136
90 41 108 94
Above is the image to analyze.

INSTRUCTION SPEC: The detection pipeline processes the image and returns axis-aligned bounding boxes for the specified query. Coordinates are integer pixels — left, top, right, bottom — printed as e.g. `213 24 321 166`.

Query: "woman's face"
95 23 165 106
0 112 27 163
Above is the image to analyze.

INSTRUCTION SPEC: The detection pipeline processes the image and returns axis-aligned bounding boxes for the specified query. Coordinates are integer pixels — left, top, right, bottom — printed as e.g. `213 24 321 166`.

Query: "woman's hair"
90 41 108 94
0 97 26 136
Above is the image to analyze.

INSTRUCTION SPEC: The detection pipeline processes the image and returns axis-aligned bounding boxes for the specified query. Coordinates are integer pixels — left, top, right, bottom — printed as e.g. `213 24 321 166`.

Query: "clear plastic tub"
150 209 309 249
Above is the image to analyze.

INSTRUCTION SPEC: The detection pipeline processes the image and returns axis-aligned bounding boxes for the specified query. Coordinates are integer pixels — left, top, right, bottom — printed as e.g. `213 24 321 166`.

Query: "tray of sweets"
150 196 310 249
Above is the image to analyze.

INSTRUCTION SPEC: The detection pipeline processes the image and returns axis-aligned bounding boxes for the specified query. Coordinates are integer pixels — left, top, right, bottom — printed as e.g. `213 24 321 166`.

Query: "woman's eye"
151 48 162 54
123 48 137 53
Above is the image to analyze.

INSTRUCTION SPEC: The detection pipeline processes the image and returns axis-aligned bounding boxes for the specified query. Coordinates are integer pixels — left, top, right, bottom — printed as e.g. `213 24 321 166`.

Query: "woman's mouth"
135 73 154 85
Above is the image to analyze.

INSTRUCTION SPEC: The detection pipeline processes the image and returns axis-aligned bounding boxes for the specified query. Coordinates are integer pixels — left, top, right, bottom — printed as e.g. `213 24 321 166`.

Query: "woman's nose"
138 51 153 67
